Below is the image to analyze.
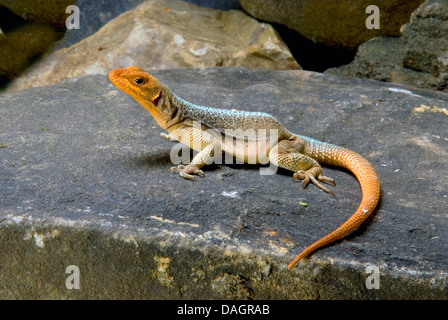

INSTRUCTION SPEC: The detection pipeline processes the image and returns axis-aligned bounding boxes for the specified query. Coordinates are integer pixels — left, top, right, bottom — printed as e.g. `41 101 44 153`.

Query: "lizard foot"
293 167 335 196
169 164 205 181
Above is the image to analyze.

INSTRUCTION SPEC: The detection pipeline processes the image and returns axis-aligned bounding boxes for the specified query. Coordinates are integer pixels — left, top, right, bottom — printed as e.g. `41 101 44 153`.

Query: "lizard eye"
134 77 144 85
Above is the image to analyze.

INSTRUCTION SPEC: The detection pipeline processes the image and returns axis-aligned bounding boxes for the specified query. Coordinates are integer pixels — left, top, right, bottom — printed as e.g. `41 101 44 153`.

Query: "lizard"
108 66 381 269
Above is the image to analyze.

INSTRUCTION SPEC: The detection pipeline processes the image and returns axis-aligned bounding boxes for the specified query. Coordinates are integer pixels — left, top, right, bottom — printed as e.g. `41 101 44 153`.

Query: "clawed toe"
193 170 205 178
318 174 336 186
160 133 170 140
169 164 185 173
170 165 205 180
293 169 335 195
309 175 334 196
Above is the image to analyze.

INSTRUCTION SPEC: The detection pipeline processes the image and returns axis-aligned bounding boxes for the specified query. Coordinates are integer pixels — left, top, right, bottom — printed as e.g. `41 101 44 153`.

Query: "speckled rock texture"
326 0 448 92
239 0 424 50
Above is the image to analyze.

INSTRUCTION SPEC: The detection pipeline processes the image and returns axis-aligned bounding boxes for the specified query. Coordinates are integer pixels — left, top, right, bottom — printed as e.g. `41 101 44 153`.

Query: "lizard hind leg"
269 140 336 195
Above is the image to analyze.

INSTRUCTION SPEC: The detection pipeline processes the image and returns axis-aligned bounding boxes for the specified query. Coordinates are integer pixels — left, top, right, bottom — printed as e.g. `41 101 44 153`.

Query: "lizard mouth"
152 91 162 106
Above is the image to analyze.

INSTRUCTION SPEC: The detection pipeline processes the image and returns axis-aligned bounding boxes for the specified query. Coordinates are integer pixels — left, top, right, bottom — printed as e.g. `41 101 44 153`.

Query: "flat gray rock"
1 67 447 299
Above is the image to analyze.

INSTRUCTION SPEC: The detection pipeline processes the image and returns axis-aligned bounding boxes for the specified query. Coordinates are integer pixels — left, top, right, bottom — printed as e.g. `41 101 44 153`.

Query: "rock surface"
0 5 65 82
326 0 448 92
0 0 75 28
239 0 424 50
401 0 448 89
54 0 242 50
1 67 448 299
7 0 300 92
0 22 61 79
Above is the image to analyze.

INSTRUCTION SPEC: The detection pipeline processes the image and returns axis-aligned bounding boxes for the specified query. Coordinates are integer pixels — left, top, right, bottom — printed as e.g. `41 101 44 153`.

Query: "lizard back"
173 95 291 140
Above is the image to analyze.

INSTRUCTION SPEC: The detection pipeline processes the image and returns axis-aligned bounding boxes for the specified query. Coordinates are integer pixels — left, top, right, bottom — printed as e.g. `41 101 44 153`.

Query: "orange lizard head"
109 66 182 129
109 66 163 108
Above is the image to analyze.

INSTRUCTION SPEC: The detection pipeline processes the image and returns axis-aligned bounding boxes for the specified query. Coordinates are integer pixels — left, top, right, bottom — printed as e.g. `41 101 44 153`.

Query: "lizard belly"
168 119 289 164
221 137 275 164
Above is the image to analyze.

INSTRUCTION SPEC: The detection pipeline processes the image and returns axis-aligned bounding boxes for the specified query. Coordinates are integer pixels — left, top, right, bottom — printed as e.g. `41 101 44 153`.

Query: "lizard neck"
139 87 187 130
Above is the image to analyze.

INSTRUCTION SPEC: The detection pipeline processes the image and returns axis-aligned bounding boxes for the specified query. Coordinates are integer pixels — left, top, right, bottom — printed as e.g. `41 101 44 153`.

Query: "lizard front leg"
169 127 221 180
269 140 335 195
170 143 219 180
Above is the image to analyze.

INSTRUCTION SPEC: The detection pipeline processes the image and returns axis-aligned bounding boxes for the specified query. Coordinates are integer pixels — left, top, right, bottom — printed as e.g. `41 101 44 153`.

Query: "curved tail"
288 139 380 269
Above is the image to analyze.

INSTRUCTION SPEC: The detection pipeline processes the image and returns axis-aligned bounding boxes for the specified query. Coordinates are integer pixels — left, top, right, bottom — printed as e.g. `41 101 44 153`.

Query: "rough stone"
0 0 241 85
0 22 62 79
7 0 300 92
239 0 424 50
1 67 448 299
0 0 75 28
326 0 448 92
401 0 448 80
54 0 242 50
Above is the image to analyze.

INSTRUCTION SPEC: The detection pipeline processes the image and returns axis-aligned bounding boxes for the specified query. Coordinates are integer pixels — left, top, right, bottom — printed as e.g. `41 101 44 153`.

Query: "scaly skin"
109 66 381 269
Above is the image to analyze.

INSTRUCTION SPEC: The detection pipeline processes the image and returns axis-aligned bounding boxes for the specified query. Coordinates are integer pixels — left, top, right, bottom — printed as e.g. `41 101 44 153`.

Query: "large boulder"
401 0 448 88
0 0 75 28
0 3 66 82
0 22 61 79
326 0 448 92
7 0 300 91
239 0 424 50
54 0 242 50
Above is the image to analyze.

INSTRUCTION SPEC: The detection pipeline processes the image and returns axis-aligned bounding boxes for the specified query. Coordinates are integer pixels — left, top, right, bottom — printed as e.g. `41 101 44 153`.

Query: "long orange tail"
288 139 380 269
